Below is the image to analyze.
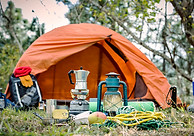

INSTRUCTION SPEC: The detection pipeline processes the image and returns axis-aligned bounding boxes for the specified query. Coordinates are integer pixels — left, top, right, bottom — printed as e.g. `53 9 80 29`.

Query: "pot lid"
105 72 120 76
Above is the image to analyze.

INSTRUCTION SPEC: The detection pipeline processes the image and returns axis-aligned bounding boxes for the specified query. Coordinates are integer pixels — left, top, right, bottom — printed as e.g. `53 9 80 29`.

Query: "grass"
0 107 193 136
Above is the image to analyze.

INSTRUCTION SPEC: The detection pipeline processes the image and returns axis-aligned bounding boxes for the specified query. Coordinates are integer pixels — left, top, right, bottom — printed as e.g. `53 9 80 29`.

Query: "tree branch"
0 1 24 54
91 1 192 82
170 0 194 47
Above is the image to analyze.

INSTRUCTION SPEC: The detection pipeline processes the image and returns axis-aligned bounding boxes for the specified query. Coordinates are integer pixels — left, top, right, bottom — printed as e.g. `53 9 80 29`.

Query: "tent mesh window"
133 72 147 98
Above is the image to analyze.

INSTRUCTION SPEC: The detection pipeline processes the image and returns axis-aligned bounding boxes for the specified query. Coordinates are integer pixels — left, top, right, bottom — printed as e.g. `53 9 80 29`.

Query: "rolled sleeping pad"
126 101 155 112
89 102 102 112
89 101 155 112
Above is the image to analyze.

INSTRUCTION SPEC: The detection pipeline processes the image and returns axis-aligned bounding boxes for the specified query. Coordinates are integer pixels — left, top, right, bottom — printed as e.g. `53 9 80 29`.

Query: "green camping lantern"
97 72 128 114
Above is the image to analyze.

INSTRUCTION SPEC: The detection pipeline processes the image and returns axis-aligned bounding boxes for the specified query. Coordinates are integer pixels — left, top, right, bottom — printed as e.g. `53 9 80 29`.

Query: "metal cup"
46 99 56 118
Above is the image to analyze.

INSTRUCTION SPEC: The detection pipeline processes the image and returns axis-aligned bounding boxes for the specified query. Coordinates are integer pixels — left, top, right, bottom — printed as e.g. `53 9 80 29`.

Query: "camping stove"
68 67 90 115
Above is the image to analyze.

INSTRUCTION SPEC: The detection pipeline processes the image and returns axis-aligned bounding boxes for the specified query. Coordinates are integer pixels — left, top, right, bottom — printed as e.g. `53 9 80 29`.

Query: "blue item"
192 78 194 96
0 92 15 110
6 98 15 107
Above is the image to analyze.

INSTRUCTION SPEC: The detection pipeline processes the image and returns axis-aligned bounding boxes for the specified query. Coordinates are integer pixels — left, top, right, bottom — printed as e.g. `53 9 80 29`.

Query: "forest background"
0 0 193 104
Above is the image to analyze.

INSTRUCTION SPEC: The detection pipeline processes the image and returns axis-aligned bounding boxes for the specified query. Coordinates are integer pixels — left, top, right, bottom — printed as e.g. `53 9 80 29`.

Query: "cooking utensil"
33 112 67 125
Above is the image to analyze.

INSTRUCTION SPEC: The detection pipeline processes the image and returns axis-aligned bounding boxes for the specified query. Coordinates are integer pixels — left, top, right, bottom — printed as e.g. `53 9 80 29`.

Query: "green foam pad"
89 101 155 112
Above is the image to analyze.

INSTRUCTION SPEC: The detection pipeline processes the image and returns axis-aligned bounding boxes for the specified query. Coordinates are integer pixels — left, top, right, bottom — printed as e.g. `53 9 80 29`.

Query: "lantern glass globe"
103 91 122 112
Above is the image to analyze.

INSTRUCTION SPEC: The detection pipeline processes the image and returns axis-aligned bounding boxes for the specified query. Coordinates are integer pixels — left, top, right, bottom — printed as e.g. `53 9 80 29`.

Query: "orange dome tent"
5 23 180 109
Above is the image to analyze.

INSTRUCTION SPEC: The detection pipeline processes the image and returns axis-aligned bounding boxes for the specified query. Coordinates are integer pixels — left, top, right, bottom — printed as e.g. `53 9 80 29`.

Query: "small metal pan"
33 112 67 125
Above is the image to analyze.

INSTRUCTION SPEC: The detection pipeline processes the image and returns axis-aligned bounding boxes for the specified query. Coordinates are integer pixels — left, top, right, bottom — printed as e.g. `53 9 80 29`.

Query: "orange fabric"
19 75 33 87
141 89 154 100
5 23 181 109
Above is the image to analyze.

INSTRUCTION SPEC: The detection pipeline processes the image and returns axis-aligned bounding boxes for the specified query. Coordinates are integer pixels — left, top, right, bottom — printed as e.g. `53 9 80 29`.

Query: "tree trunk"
170 0 194 47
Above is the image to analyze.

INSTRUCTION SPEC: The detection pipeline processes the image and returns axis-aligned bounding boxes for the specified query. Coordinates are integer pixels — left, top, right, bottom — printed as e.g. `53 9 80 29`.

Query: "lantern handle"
119 81 128 106
97 81 106 112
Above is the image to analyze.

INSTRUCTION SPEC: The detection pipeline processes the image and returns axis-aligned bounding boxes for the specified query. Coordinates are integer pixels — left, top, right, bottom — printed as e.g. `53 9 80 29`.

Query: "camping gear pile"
4 23 182 109
2 23 188 129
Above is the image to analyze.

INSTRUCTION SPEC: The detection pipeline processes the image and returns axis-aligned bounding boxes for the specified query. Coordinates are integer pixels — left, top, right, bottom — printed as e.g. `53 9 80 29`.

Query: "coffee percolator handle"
68 70 74 84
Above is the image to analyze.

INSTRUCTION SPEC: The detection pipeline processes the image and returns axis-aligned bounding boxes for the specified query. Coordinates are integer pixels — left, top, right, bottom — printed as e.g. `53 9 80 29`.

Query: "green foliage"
0 108 111 135
0 44 20 91
0 108 193 135
61 0 162 37
0 1 45 91
2 1 45 50
59 0 193 100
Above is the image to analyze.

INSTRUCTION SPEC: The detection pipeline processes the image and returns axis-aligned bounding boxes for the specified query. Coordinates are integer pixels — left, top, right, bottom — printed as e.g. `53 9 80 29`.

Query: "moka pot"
68 66 90 90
